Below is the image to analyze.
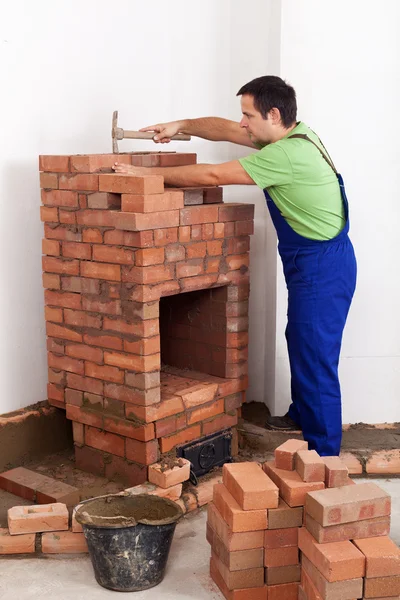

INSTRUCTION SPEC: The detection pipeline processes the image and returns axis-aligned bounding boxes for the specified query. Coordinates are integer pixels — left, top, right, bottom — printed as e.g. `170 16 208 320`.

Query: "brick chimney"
40 151 254 486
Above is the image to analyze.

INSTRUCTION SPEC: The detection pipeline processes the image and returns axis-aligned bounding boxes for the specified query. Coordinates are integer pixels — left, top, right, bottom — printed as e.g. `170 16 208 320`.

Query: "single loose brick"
213 483 268 532
148 459 190 489
0 467 78 505
122 190 184 213
223 462 278 511
268 583 299 600
210 557 267 600
264 527 298 548
8 503 69 535
363 574 400 597
180 205 219 225
305 482 391 527
267 498 303 530
0 528 35 554
353 535 400 578
41 531 88 554
298 527 365 582
207 503 264 551
115 210 180 232
264 546 299 567
305 513 391 544
207 525 264 571
302 554 363 600
211 550 264 590
99 173 164 194
275 439 308 471
322 456 349 488
40 155 70 172
265 564 301 585
263 461 324 507
295 450 325 483
218 203 255 222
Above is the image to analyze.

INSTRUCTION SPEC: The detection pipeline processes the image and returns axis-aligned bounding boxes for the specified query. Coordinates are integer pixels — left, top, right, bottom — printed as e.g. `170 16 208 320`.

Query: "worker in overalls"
113 75 357 456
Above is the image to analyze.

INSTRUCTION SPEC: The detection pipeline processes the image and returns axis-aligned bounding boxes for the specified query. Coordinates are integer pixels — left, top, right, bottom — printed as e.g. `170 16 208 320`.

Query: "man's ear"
269 107 282 124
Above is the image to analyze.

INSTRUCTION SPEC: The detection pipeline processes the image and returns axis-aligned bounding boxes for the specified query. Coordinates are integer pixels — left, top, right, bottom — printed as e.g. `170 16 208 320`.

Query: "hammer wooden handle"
115 128 191 141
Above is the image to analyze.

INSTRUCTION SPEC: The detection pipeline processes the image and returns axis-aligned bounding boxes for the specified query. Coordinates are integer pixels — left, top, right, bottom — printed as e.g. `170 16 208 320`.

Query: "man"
113 76 357 456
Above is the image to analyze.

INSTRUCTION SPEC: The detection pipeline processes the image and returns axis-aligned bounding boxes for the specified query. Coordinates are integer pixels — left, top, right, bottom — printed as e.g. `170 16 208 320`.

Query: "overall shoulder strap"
288 133 337 174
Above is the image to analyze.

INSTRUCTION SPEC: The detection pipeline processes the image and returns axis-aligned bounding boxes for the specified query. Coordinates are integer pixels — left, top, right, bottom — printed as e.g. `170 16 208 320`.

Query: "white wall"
274 0 400 423
0 0 273 414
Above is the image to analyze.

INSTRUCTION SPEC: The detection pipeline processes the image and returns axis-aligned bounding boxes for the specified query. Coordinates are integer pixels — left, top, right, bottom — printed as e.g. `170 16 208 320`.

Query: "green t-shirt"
239 122 345 240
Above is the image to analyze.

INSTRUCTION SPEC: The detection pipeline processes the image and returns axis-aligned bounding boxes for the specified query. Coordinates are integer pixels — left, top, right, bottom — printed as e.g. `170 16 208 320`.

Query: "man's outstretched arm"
140 118 257 148
112 160 255 187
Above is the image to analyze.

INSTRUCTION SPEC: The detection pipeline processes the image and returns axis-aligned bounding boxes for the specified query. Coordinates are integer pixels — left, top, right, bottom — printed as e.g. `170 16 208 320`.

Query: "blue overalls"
264 133 357 456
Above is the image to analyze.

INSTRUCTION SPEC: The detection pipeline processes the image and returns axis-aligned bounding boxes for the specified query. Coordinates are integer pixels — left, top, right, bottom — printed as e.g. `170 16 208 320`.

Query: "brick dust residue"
76 494 182 528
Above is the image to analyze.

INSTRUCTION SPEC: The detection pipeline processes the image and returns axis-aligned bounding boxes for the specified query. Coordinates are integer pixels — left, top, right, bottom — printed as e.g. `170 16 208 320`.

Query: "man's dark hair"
237 76 297 128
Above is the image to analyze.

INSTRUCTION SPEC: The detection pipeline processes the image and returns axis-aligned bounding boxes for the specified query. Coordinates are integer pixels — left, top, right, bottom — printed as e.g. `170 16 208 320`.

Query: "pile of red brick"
208 440 400 600
0 502 87 555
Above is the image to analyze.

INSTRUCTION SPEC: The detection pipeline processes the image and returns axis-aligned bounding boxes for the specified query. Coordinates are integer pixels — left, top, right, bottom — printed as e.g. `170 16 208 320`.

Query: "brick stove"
40 151 254 487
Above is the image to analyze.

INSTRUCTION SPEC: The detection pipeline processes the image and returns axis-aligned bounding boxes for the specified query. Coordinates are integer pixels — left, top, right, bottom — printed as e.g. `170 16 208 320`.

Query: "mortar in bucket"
75 493 183 592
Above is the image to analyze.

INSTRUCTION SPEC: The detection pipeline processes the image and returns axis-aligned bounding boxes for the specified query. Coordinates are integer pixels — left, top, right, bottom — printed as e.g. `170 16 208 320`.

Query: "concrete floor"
0 478 399 600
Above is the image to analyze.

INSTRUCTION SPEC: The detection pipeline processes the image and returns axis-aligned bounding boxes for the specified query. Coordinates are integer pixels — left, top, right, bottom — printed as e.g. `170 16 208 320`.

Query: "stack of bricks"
208 460 304 600
300 481 399 600
39 151 254 487
0 503 88 556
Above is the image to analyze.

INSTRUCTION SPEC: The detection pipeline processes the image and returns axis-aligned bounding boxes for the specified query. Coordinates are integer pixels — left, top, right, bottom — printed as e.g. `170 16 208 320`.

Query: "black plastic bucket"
75 493 183 592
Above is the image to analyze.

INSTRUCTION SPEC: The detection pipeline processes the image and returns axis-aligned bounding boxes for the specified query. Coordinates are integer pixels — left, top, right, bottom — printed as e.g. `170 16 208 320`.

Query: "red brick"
203 412 238 436
8 503 69 535
72 421 84 446
186 242 207 258
213 483 268 532
41 189 78 207
353 535 400 578
40 206 59 222
47 338 65 354
180 274 219 292
85 425 124 457
226 254 249 271
66 404 103 428
191 224 202 240
174 383 218 409
123 336 160 356
103 416 155 442
125 438 158 465
42 531 88 554
82 296 121 316
99 173 164 195
363 574 400 597
179 226 191 242
92 245 134 265
322 456 349 487
263 461 325 507
295 450 325 483
159 424 201 453
87 192 121 209
59 209 77 225
366 449 400 475
104 351 159 373
210 556 267 600
48 353 84 375
59 173 98 191
65 344 103 364
122 264 173 285
105 383 159 407
42 239 60 256
305 512 391 544
135 247 165 266
305 482 391 527
208 526 264 571
66 373 103 395
225 236 250 255
45 290 81 310
298 527 365 582
265 564 301 585
275 439 308 470
74 445 105 476
300 569 322 600
60 241 91 260
115 210 180 232
207 503 264 551
202 223 214 239
103 317 159 337
84 333 123 350
61 276 101 294
203 186 223 204
148 458 190 489
40 155 70 172
70 154 131 173
85 362 123 384
187 399 224 425
235 221 254 236
211 551 264 591
122 190 184 212
44 306 63 323
267 498 303 530
176 259 204 278
0 528 35 555
40 172 59 189
76 209 118 227
47 383 64 403
82 228 103 243
47 323 82 343
302 554 363 600
264 546 299 567
81 261 121 281
214 222 234 238
104 228 154 248
264 527 298 548
64 309 101 329
159 153 197 166
44 223 82 242
219 204 254 222
43 256 79 276
155 414 186 438
268 583 299 600
0 468 78 505
223 462 278 511
180 205 219 226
